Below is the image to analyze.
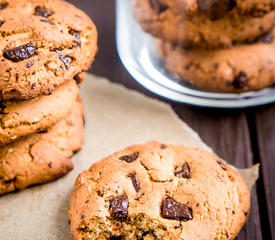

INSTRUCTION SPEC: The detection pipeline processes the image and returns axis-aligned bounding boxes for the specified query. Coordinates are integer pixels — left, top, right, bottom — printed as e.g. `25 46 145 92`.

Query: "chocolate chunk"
38 129 48 134
128 173 140 192
233 71 246 89
160 144 166 149
225 231 229 238
110 237 122 240
40 19 53 25
217 160 227 170
4 178 15 184
69 30 81 47
109 194 129 221
174 163 191 179
256 32 273 44
3 43 37 62
48 162 52 168
55 50 72 69
0 20 4 27
0 102 6 114
26 60 34 68
197 0 236 20
0 2 8 10
161 197 193 221
119 152 139 163
34 6 53 18
73 74 81 84
149 0 168 14
73 149 80 155
81 215 85 219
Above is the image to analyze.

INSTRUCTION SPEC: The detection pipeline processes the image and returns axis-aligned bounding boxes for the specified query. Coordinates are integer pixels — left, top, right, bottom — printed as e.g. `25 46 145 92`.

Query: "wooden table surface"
69 1 274 239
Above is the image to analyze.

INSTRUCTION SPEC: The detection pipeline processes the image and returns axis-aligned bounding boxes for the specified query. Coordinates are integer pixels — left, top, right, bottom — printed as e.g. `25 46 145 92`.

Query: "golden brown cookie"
68 141 250 240
0 79 79 146
0 0 97 101
133 0 275 48
0 97 84 196
156 29 275 93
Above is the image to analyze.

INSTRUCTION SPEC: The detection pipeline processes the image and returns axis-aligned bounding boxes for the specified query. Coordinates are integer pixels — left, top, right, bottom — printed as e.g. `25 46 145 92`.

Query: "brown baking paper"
0 74 258 239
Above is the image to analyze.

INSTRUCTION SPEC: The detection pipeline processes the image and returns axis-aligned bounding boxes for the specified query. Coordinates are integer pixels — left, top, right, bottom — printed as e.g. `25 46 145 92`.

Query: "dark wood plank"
173 106 262 240
255 104 275 239
68 0 264 239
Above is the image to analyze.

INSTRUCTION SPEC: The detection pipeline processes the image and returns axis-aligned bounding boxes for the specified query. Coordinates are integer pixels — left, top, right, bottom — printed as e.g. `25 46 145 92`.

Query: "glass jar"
116 0 275 108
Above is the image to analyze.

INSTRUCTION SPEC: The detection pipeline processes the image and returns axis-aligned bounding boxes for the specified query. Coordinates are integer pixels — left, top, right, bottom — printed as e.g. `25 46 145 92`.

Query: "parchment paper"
0 74 258 239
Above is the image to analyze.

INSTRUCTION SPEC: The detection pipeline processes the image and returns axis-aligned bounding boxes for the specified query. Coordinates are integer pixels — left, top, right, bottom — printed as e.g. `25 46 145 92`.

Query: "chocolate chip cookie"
0 79 79 146
0 97 84 196
133 0 275 48
68 141 250 240
0 0 97 101
156 28 275 93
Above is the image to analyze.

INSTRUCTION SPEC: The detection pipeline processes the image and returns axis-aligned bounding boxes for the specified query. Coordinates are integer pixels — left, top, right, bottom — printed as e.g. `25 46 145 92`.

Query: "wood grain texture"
67 0 265 239
173 106 262 240
255 105 275 239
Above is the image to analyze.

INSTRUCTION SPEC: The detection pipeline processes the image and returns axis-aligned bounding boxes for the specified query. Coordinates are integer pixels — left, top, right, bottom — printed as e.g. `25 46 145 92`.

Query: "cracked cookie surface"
0 97 84 196
0 0 97 101
68 141 250 240
156 27 275 93
0 79 79 146
133 0 275 48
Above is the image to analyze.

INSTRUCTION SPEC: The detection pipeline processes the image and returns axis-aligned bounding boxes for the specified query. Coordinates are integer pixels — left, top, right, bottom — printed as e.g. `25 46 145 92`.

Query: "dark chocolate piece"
233 71 247 89
119 152 139 163
26 60 34 68
174 163 191 179
73 74 81 84
109 194 129 221
161 197 193 221
0 2 8 10
34 6 53 18
3 43 37 62
69 30 81 47
256 32 273 44
197 0 236 20
128 173 141 192
160 144 166 149
55 50 72 69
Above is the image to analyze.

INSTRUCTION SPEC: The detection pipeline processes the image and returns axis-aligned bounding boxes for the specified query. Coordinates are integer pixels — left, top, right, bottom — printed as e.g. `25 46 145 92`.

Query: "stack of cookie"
134 0 275 92
0 0 97 195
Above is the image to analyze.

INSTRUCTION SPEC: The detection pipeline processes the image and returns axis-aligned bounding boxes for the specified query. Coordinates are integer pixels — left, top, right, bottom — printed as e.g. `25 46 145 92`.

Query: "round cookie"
0 0 97 101
133 0 275 48
145 0 275 17
68 141 250 240
156 29 275 93
0 97 84 196
0 79 79 146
